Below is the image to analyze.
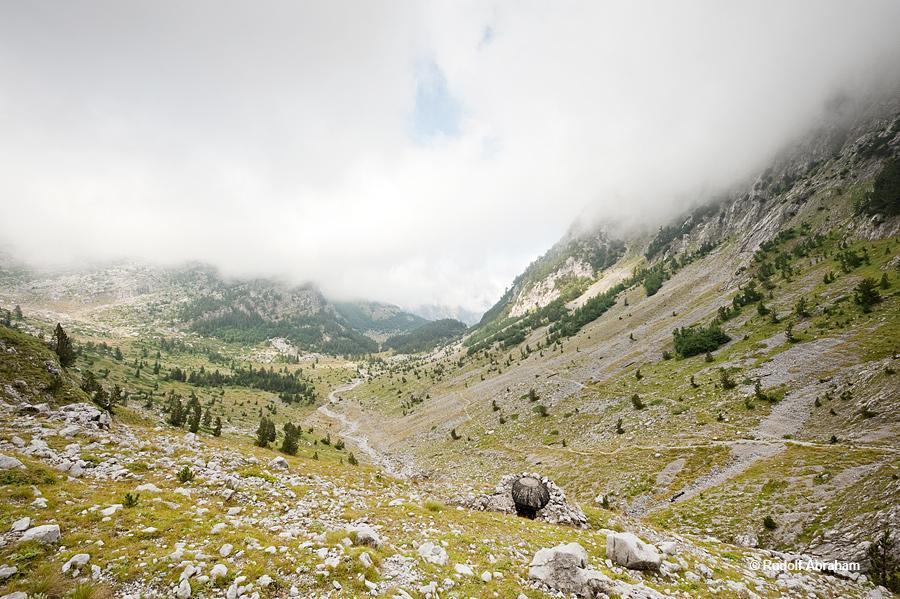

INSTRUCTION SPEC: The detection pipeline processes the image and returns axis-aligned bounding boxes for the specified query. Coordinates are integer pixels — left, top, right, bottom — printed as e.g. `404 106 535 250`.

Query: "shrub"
631 394 645 410
615 418 624 434
533 404 549 417
347 452 358 466
719 368 737 390
122 492 140 508
177 466 194 483
763 515 778 530
672 324 730 357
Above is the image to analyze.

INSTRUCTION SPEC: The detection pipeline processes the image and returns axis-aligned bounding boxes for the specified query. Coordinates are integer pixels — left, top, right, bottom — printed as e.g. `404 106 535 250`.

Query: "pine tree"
168 397 185 427
280 423 299 455
188 404 201 433
213 417 222 437
13 305 23 320
202 408 212 428
348 452 358 466
267 419 276 443
53 323 76 367
114 347 123 361
867 530 899 592
854 277 882 313
255 417 271 447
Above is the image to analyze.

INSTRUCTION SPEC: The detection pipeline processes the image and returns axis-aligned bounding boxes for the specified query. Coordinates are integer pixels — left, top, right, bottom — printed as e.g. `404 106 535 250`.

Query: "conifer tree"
854 277 882 312
256 417 271 447
53 323 76 367
280 423 299 455
213 417 222 437
14 305 23 320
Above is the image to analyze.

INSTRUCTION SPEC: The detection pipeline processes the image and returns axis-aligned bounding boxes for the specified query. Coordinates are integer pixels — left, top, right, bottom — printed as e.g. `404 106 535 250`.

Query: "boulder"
606 532 661 570
418 542 449 566
351 524 382 548
135 483 161 493
528 542 615 597
0 454 24 470
452 472 588 528
211 564 228 580
269 456 289 470
100 504 123 517
0 566 17 581
62 553 90 574
20 524 61 544
10 517 30 532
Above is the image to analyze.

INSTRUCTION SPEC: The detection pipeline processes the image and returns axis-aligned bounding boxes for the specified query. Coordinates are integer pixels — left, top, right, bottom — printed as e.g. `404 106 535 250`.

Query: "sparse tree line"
253 416 357 465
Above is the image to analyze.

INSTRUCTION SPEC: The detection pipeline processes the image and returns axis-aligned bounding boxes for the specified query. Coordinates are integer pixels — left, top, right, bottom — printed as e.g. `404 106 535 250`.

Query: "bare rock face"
452 472 588 528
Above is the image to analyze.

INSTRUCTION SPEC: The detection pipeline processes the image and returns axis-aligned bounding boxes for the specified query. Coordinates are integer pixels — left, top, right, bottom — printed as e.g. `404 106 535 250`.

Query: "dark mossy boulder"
512 475 550 519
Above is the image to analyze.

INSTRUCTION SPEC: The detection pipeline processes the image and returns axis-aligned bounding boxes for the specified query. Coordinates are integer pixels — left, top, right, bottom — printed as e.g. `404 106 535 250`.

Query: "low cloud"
1 1 899 312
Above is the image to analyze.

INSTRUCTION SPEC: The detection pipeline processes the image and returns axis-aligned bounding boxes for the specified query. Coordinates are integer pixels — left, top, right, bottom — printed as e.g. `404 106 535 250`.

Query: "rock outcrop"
453 472 588 527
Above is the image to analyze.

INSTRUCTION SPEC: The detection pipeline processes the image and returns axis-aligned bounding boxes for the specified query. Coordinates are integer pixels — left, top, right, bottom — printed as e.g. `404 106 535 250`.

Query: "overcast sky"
1 1 899 313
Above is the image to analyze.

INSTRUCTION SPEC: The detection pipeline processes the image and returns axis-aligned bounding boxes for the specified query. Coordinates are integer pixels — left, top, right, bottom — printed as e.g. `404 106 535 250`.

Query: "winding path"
316 379 420 479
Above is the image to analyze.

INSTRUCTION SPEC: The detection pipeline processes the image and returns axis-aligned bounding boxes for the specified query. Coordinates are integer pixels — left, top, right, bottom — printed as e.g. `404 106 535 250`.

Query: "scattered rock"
0 565 17 581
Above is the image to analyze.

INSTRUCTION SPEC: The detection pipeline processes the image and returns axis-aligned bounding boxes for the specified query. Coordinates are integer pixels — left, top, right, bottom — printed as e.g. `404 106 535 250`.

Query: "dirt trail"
315 379 420 479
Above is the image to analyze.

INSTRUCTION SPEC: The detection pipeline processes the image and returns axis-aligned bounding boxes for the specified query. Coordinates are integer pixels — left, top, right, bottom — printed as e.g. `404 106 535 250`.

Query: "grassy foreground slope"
0 322 887 598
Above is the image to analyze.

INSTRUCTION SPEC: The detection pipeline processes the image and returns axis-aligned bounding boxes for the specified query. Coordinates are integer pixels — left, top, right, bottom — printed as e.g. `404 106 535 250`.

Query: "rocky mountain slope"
0 261 430 356
0 94 898 597
325 93 900 590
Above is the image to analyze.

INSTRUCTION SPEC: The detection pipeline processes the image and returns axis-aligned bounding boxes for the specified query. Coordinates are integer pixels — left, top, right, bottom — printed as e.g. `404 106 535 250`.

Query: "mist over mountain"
2 1 900 313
